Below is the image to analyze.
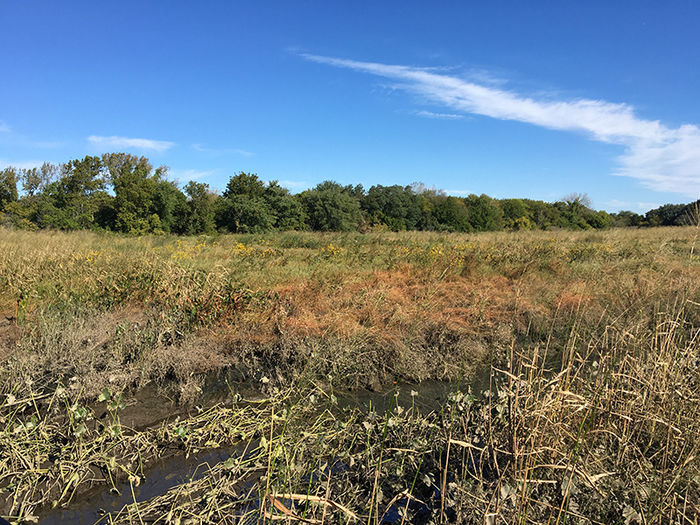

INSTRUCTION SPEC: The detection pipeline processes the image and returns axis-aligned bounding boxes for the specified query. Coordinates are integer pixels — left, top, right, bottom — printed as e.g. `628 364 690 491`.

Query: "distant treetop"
0 154 696 234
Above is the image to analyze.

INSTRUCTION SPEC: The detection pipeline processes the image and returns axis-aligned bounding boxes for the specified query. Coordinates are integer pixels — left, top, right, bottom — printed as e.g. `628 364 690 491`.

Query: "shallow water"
39 369 491 524
39 443 250 524
94 376 263 431
338 372 491 414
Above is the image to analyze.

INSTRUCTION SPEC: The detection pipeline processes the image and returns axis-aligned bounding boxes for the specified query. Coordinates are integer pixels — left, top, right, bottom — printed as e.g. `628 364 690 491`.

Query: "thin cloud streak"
415 110 464 120
192 144 254 157
605 199 661 213
277 179 310 190
88 135 174 152
171 169 216 183
301 53 700 197
0 159 46 170
0 122 10 133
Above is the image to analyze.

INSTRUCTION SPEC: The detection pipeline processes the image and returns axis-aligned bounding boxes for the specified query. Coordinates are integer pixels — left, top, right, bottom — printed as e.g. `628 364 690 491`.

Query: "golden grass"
0 226 698 522
0 226 697 394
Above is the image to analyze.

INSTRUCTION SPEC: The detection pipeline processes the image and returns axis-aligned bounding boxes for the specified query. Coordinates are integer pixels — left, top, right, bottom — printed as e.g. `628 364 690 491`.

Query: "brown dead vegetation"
0 315 21 361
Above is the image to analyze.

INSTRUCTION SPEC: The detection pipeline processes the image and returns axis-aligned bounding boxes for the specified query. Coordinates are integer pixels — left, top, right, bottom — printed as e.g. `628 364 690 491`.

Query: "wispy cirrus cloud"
0 159 46 170
605 199 661 213
277 179 310 190
88 135 174 152
414 110 464 120
170 168 216 183
192 144 254 157
301 53 700 197
0 121 10 133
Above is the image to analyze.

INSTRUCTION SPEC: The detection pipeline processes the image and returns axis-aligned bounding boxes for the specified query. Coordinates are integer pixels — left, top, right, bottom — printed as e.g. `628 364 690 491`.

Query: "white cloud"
414 110 464 120
463 68 509 87
192 144 254 157
301 53 700 198
88 135 174 152
0 121 10 133
171 169 215 183
277 179 310 190
605 199 661 213
0 159 45 170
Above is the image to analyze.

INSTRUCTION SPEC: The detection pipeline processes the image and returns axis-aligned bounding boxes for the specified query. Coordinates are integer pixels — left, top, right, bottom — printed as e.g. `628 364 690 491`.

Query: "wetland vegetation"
0 226 698 523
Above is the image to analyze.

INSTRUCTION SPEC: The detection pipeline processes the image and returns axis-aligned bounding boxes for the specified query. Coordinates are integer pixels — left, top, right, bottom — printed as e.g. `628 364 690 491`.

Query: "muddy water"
339 372 491 414
39 443 254 525
100 377 264 432
39 370 491 524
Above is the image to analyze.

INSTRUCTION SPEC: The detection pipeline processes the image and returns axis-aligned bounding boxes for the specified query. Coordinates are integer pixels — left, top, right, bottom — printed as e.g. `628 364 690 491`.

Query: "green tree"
21 162 59 197
464 194 503 231
524 200 559 230
299 181 362 231
183 181 216 234
106 154 157 233
217 172 277 232
215 193 276 233
33 156 107 230
501 199 531 230
558 193 593 229
431 196 471 231
0 167 19 210
677 200 700 226
586 210 613 229
103 153 187 234
223 172 266 199
612 210 643 227
645 203 688 226
152 176 188 234
264 181 306 230
361 185 421 231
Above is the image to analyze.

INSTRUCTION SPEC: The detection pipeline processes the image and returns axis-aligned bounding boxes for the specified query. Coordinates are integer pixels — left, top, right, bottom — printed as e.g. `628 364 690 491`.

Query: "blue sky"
1 1 699 212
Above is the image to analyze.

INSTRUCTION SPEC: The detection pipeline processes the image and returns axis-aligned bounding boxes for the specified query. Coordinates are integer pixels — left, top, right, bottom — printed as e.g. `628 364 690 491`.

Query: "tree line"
0 153 697 235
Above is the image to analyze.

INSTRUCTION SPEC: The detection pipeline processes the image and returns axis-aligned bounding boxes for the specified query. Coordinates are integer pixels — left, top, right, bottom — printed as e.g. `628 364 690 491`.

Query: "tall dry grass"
73 303 698 523
0 226 697 522
1 226 696 400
